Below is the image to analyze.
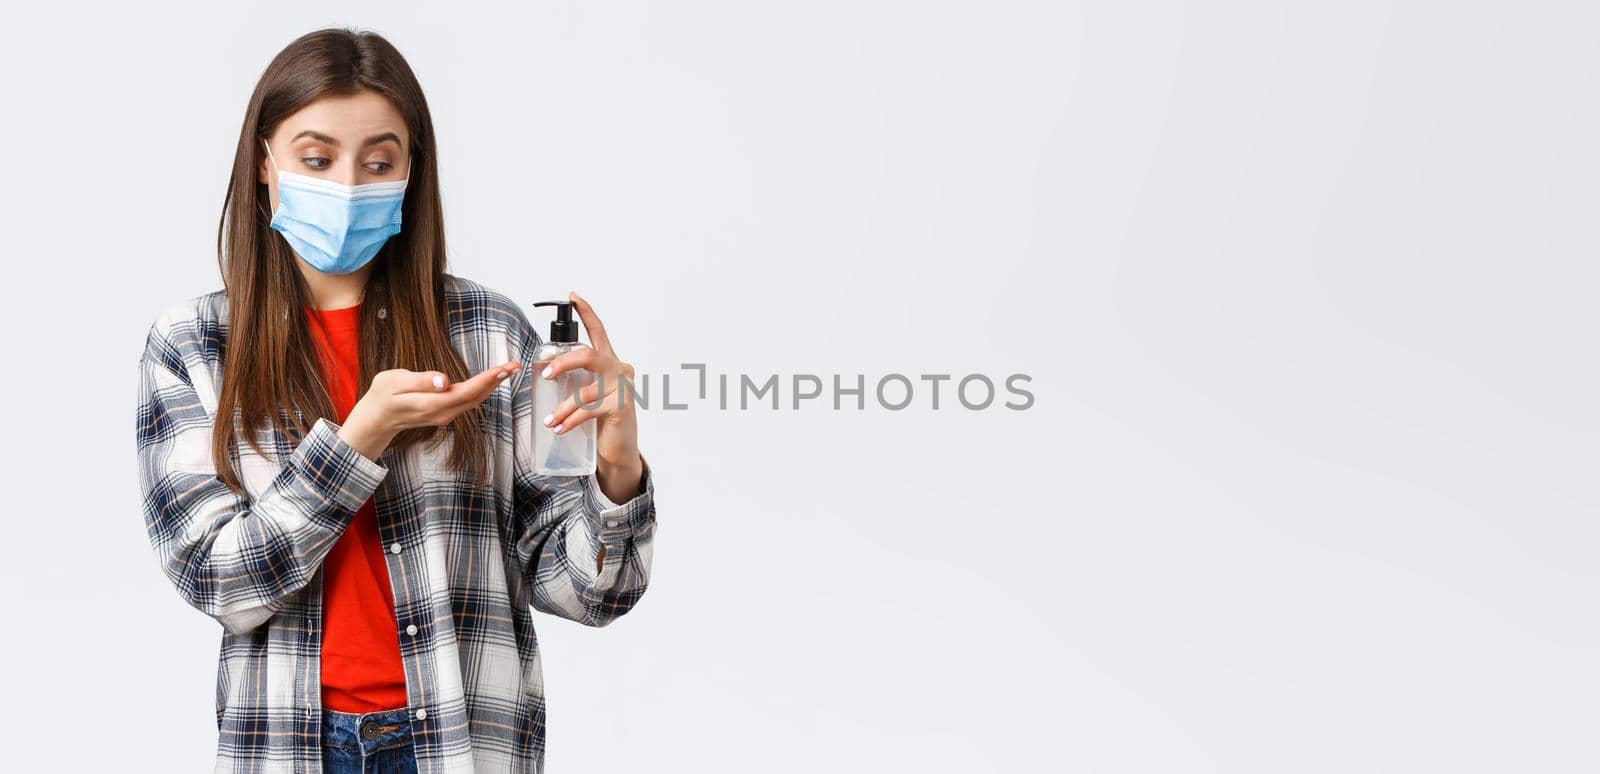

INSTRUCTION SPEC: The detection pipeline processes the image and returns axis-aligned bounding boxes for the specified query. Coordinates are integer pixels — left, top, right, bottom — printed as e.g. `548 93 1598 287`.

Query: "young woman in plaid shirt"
136 27 656 773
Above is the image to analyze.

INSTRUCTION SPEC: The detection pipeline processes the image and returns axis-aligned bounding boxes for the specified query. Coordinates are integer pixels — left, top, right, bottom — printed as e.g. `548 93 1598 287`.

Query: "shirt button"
415 708 427 720
406 624 419 636
390 543 402 554
377 307 388 319
606 520 618 528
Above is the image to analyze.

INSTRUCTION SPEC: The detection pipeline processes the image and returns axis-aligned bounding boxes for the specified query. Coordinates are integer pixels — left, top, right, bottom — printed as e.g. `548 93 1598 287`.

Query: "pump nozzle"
530 300 580 343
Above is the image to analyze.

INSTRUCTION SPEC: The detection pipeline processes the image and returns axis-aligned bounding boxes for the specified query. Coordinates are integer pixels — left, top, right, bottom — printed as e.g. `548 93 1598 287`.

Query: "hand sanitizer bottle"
529 300 598 476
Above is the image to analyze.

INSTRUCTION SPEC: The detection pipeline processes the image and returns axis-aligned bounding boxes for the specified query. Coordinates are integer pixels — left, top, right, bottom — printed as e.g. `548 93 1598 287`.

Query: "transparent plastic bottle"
529 300 597 476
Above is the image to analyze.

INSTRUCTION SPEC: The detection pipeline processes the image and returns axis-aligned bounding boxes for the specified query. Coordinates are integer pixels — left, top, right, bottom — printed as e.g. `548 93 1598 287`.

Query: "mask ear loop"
261 138 280 176
259 138 283 225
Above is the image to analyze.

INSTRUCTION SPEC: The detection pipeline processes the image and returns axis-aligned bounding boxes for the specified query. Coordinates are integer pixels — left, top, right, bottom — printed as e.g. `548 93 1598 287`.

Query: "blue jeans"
321 705 419 774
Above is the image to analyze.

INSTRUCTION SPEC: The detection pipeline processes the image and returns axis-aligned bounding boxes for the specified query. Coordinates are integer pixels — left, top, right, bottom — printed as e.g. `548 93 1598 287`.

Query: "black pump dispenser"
530 301 579 343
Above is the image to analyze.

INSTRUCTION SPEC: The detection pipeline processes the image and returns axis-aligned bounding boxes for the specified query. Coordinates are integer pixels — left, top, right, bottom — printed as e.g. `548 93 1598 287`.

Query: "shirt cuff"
581 454 654 542
295 416 389 513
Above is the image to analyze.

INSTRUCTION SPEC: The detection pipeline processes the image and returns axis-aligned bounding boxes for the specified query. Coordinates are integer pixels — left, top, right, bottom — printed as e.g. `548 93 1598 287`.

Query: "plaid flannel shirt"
134 273 657 773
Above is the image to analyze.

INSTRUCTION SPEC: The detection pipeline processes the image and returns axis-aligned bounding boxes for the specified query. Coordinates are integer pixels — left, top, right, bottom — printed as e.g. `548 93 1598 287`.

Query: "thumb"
402 370 450 394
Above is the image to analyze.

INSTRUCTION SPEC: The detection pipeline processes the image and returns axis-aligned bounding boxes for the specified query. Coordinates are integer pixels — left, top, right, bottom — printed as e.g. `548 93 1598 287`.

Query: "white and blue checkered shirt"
135 273 656 773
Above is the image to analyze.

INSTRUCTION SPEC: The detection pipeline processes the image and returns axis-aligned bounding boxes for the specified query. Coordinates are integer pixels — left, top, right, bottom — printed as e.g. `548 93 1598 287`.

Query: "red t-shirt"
304 301 408 712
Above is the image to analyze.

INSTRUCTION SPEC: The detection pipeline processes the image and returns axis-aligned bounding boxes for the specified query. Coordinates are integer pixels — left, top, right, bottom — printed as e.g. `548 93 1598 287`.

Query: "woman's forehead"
276 92 407 145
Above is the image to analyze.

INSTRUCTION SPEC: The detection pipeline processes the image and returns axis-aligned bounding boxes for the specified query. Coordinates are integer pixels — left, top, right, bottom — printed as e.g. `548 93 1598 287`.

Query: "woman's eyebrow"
289 129 403 148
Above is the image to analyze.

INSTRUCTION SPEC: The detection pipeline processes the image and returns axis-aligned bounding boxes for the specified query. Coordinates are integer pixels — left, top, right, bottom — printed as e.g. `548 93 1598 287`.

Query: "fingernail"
541 366 552 379
432 375 445 389
553 424 565 434
497 371 509 380
543 413 554 426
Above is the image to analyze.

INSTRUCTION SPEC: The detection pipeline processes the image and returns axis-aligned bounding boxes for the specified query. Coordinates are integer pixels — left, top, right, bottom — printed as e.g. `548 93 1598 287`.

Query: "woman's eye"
300 157 330 169
366 161 394 173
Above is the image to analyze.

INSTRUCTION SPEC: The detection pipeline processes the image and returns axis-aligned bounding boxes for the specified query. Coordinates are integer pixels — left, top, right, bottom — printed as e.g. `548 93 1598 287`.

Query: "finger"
432 361 521 411
567 290 614 357
393 369 454 395
544 381 619 429
454 360 522 401
551 402 605 435
543 370 621 423
540 346 600 381
420 372 517 425
571 371 608 406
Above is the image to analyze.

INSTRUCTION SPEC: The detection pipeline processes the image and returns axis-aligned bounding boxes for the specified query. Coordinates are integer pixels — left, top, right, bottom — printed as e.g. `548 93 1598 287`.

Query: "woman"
134 28 656 773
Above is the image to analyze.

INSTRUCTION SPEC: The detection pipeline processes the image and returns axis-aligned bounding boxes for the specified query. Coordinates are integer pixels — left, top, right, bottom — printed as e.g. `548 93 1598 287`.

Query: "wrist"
337 403 395 462
595 452 644 503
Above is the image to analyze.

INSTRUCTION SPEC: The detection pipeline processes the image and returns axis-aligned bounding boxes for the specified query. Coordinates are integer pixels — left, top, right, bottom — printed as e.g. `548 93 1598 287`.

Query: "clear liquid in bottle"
530 344 597 476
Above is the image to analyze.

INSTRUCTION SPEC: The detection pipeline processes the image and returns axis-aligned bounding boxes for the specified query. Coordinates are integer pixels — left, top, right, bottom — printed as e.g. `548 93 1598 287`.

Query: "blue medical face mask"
262 138 411 275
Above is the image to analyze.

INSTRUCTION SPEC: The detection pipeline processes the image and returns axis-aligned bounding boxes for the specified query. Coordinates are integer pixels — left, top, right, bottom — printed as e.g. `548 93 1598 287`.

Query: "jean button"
361 720 380 739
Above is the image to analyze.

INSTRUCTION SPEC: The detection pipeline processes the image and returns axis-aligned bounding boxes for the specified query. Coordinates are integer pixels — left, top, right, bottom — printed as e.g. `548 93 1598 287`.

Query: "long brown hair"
211 27 487 494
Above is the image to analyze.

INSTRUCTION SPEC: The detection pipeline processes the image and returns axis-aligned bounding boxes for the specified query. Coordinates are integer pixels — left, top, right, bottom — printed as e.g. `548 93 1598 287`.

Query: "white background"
2 1 1596 771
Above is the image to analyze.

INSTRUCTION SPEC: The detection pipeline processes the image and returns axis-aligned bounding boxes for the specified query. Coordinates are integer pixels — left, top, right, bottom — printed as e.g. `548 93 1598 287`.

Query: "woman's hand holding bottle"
539 290 644 504
338 360 523 461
